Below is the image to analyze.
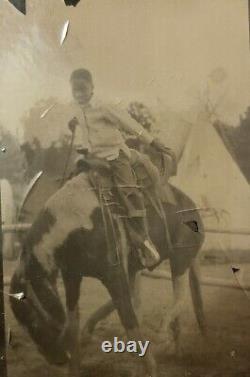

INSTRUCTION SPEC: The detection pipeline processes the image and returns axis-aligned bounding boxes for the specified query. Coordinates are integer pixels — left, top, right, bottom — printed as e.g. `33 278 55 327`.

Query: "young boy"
69 68 167 267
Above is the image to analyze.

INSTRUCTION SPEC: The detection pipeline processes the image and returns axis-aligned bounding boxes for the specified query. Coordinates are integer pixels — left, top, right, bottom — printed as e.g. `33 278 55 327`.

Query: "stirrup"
138 240 160 268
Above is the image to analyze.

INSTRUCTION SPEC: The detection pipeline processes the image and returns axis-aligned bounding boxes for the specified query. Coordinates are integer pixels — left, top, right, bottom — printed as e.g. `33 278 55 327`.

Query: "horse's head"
10 173 101 364
9 244 68 365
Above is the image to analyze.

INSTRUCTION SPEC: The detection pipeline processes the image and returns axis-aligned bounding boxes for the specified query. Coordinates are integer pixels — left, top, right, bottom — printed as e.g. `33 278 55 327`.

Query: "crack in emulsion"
183 220 200 233
64 0 81 6
0 290 25 301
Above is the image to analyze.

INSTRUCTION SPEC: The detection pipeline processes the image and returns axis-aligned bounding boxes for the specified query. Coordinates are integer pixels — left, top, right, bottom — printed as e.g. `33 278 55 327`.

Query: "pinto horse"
9 171 205 377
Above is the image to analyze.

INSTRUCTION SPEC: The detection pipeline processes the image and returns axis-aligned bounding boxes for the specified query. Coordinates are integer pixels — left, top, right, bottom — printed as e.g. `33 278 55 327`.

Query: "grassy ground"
3 260 250 377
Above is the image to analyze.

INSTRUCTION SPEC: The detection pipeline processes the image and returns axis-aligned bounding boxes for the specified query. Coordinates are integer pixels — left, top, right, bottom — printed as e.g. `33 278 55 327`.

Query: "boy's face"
71 78 93 105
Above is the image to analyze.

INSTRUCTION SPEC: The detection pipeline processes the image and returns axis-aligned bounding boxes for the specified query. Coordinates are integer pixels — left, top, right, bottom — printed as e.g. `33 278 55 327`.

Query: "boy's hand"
68 117 79 133
151 138 171 154
151 138 177 161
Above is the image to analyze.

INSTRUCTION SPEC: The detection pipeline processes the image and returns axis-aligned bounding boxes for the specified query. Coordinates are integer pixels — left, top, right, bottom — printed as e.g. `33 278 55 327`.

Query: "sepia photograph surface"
1 1 250 377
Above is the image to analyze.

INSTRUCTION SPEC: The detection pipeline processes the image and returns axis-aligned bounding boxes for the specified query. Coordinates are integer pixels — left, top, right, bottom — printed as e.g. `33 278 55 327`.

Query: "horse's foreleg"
105 266 157 377
189 257 207 336
65 306 80 376
61 274 82 377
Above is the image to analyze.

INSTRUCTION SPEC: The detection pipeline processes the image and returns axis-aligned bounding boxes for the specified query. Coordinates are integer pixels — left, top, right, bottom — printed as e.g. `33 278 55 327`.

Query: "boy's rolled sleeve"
106 105 154 145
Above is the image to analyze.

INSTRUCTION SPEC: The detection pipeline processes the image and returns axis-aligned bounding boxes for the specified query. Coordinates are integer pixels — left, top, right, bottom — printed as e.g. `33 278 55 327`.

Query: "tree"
21 98 77 179
0 125 26 184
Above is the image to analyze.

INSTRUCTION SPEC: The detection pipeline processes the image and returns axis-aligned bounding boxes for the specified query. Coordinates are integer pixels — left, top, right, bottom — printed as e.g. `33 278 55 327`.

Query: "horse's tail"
9 256 68 365
189 257 207 336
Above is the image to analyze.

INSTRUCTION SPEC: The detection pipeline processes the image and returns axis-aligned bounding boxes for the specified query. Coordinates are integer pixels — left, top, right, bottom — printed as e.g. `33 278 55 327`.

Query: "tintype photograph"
1 1 250 376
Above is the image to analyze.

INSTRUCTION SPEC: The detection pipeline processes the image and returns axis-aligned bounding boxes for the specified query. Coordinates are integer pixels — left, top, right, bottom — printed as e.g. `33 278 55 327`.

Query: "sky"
0 0 249 140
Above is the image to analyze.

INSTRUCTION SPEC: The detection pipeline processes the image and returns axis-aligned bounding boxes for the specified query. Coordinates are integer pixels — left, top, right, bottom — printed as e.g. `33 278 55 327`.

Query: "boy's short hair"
70 68 93 83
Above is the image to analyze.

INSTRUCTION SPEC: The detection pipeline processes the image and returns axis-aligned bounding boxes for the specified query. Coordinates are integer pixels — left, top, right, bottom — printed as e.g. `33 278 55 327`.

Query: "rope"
60 129 76 187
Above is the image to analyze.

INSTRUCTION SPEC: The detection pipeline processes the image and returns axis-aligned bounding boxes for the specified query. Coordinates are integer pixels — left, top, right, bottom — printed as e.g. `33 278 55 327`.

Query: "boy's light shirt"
71 98 154 161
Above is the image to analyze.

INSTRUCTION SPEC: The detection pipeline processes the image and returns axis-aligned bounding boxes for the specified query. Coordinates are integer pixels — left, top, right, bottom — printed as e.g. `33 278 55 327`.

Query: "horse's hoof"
157 326 174 347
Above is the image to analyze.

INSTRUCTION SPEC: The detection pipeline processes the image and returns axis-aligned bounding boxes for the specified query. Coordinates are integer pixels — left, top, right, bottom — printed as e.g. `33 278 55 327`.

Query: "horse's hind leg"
81 299 114 344
160 261 188 357
130 270 142 313
170 272 188 357
189 257 207 336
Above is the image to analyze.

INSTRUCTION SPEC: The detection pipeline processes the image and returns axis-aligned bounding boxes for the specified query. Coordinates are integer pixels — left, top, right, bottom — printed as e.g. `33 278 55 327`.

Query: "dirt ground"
3 261 250 377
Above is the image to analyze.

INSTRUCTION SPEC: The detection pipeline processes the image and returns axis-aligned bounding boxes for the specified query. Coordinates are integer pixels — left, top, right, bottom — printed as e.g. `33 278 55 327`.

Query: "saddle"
73 150 173 266
74 148 163 217
74 151 130 266
75 151 123 214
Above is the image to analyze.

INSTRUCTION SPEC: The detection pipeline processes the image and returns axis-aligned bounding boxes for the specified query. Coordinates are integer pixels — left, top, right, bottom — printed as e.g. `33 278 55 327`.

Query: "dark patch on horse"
24 208 56 250
55 208 111 280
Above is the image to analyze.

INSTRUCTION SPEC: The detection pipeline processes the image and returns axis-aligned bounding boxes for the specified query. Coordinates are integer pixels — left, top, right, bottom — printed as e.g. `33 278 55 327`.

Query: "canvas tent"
169 118 250 261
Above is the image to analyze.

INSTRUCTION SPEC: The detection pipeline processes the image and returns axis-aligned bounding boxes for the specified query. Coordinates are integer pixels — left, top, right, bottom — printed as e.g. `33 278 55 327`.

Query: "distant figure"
21 138 43 180
128 101 155 133
127 101 177 180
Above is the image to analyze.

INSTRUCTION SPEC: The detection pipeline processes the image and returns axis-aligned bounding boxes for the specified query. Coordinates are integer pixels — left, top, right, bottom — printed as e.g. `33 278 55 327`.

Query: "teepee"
170 118 250 259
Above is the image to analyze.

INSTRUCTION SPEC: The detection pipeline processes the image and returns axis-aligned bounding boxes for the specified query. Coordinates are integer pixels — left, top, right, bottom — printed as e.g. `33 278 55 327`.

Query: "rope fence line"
2 223 31 233
142 270 250 291
2 223 250 236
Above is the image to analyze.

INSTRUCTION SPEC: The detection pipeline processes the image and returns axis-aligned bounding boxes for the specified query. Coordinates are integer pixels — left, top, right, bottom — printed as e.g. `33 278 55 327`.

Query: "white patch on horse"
33 173 99 272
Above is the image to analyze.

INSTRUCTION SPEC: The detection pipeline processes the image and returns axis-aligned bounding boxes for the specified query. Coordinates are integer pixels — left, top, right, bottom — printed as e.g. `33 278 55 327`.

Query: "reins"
60 128 76 187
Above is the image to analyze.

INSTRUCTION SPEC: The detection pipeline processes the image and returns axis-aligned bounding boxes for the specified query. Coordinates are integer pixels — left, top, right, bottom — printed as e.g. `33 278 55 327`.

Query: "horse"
9 170 205 377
